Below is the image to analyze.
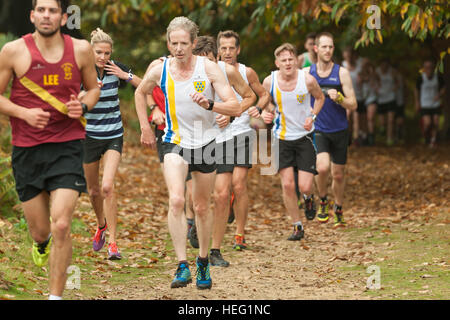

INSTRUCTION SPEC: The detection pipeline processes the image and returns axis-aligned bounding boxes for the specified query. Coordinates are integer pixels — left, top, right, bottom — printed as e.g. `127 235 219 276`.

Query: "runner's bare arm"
225 63 256 114
259 76 275 124
246 67 271 110
74 39 100 114
0 40 50 129
134 64 161 148
304 72 325 131
335 67 357 111
202 58 240 116
305 72 325 116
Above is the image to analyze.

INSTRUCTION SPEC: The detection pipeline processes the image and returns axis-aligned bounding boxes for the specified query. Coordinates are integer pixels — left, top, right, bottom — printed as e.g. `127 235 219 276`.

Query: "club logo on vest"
61 63 73 80
32 63 45 70
297 94 306 104
193 81 206 93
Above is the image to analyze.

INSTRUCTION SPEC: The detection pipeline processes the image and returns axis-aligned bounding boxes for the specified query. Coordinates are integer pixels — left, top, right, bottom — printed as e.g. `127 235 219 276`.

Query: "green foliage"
0 151 19 217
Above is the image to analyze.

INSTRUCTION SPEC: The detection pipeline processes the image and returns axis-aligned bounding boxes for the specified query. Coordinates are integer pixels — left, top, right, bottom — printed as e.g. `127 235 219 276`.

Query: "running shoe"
304 195 316 220
31 235 52 267
189 223 199 249
228 192 235 224
93 222 107 252
107 242 122 260
333 207 347 228
210 250 230 267
196 258 212 290
287 224 304 241
317 199 329 223
171 262 192 288
233 234 247 250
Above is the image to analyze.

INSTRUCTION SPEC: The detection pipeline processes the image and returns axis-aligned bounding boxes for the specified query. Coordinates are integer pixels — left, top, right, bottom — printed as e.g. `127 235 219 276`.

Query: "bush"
0 150 19 217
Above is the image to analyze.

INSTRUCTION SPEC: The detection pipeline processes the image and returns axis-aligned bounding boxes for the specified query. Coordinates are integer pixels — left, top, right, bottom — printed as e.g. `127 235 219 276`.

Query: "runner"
193 35 256 265
303 32 357 228
81 28 142 260
394 69 406 144
342 47 364 146
144 57 196 248
414 59 445 148
217 30 271 250
376 60 398 146
0 0 100 299
252 43 324 239
298 32 317 68
134 17 240 290
359 59 379 146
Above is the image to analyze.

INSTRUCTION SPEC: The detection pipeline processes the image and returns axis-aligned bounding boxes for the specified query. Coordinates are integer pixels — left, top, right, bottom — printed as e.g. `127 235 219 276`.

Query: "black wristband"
256 107 262 114
207 99 214 111
81 103 88 116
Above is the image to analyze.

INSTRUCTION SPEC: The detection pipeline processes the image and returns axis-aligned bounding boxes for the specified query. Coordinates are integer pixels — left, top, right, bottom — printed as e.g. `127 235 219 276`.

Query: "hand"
140 128 156 149
66 94 83 119
304 117 313 131
327 89 338 101
151 107 166 126
261 110 274 124
104 60 128 80
215 114 230 129
23 107 50 129
248 106 261 118
189 92 209 109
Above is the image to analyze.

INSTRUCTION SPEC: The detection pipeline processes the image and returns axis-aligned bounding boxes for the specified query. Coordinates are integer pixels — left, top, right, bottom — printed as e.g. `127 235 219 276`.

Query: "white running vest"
420 73 440 108
228 63 252 137
160 56 216 149
213 61 235 143
271 70 313 141
376 67 396 104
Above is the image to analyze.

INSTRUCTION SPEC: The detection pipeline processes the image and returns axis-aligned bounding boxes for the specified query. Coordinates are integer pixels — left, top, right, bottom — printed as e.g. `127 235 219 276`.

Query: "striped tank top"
270 70 313 140
84 60 130 139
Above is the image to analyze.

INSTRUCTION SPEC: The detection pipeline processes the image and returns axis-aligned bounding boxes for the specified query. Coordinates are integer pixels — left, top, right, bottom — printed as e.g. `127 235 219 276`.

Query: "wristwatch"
81 103 89 116
256 107 263 114
207 99 214 111
149 104 157 112
125 72 133 83
311 113 317 122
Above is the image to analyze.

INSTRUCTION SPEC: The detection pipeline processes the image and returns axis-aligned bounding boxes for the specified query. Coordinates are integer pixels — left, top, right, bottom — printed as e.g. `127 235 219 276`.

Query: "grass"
339 213 450 300
0 216 169 300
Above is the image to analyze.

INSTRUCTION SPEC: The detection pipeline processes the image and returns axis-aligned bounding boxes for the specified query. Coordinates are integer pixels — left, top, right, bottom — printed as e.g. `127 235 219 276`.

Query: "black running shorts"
83 135 123 164
161 140 216 174
314 129 349 165
12 140 86 202
277 133 317 174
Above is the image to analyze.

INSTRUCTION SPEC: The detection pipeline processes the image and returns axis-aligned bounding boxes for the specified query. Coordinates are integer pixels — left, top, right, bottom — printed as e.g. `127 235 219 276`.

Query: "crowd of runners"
0 0 445 299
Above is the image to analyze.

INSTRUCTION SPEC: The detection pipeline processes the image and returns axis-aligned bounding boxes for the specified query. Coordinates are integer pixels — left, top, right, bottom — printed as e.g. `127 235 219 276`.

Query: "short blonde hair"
90 28 113 48
274 43 297 58
166 16 199 43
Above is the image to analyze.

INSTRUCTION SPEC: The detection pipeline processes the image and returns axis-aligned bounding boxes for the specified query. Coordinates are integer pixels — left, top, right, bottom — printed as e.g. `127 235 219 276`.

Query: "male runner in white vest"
135 17 240 290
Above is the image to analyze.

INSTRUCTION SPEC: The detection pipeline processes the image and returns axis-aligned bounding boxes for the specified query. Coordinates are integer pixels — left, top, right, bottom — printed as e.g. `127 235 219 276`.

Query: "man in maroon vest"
0 0 99 299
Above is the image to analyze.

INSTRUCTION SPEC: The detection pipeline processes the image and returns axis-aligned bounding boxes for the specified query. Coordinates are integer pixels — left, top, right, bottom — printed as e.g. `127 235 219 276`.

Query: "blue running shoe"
171 262 191 288
196 258 212 290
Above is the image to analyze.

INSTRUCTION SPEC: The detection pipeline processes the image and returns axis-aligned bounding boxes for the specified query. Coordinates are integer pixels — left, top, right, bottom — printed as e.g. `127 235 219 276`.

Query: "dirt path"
71 141 449 300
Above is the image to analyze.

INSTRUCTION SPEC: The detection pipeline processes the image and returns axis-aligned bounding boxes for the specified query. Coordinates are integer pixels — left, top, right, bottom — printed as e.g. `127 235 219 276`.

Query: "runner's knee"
169 194 185 212
101 182 114 198
51 218 71 241
281 179 296 195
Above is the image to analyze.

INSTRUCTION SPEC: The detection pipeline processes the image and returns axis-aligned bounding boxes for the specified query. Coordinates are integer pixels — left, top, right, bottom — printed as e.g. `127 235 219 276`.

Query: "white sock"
49 295 62 300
